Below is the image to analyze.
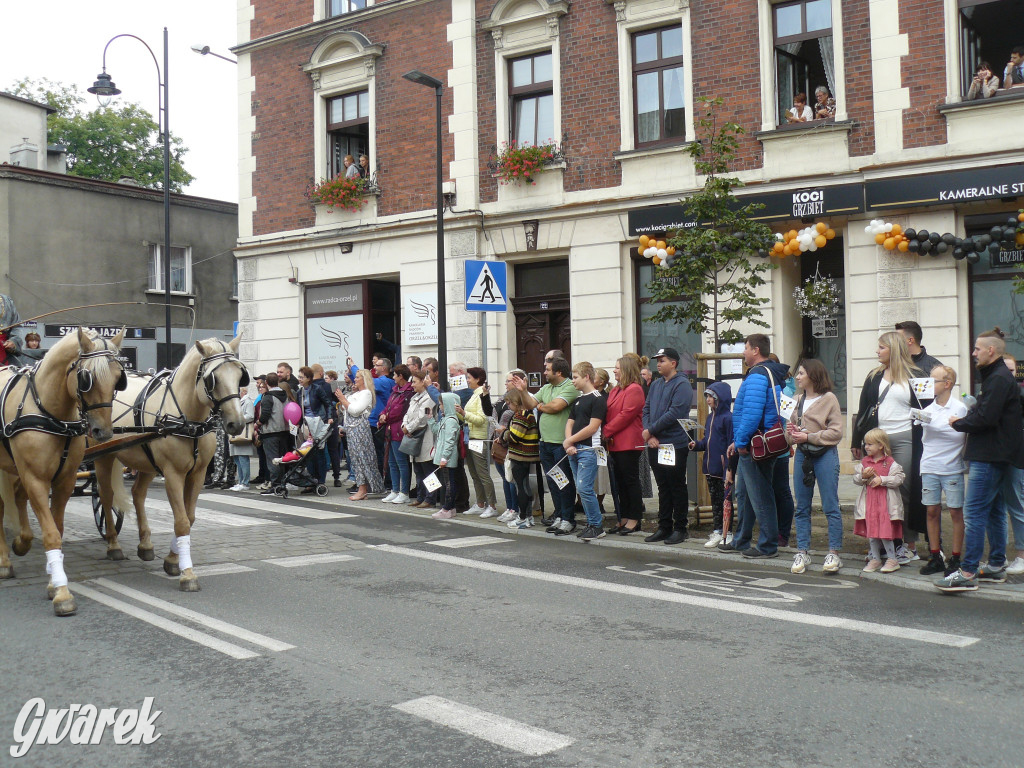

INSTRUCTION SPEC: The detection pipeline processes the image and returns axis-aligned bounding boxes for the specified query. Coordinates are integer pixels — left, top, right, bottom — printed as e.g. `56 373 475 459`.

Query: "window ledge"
145 289 193 297
939 88 1024 114
754 119 854 140
490 160 566 181
614 142 695 161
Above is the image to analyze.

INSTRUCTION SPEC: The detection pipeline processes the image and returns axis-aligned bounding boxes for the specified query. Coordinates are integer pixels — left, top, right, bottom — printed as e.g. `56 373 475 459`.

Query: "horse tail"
0 470 17 532
110 459 134 516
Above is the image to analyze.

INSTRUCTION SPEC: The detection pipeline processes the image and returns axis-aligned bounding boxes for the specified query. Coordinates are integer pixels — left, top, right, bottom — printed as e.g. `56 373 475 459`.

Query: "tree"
644 97 774 346
7 78 194 192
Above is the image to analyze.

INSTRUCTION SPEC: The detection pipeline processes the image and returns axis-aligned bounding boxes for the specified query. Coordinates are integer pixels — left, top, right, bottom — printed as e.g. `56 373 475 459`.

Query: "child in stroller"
271 418 331 498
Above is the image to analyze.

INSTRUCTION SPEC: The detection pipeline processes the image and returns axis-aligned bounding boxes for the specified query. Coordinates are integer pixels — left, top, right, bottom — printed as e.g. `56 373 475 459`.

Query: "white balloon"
864 225 873 233
776 233 784 241
809 242 818 251
657 249 668 259
884 223 893 232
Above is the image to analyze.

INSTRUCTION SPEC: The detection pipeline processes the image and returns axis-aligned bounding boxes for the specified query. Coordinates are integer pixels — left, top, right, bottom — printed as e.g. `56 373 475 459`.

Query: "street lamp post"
402 70 446 389
89 28 172 369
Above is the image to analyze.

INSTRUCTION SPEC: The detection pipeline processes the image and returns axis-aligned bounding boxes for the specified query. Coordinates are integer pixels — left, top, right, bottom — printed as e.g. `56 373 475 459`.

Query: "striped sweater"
506 410 540 462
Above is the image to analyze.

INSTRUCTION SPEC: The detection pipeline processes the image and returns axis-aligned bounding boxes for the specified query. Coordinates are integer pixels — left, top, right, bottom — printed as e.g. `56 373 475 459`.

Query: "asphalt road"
1 488 1022 767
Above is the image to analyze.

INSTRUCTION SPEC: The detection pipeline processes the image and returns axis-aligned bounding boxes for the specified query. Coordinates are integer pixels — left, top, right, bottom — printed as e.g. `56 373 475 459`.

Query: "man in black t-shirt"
563 362 608 541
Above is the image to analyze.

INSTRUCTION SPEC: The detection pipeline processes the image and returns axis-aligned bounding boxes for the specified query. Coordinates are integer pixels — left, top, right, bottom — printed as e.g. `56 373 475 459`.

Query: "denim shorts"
921 473 965 508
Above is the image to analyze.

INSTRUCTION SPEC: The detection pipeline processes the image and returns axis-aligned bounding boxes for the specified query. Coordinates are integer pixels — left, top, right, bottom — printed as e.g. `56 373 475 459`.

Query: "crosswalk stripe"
204 494 358 520
150 563 256 579
262 553 361 568
428 536 513 549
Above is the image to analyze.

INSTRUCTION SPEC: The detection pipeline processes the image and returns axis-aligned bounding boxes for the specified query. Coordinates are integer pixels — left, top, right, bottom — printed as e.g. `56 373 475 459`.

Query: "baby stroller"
273 418 331 499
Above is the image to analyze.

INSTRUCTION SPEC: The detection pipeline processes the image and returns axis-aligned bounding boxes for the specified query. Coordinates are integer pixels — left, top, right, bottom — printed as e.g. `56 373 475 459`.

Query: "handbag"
854 381 891 440
399 426 427 456
491 431 508 463
749 367 791 462
229 422 254 445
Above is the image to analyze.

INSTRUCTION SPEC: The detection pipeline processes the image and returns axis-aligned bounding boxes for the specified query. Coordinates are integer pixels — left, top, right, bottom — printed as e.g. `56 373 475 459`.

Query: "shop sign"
44 325 155 339
992 248 1024 268
305 283 363 315
404 292 438 345
115 347 138 370
812 318 839 338
866 163 1024 211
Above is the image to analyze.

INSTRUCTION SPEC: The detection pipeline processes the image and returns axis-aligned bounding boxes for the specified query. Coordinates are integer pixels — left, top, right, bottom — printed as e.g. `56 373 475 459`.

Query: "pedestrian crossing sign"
465 260 507 312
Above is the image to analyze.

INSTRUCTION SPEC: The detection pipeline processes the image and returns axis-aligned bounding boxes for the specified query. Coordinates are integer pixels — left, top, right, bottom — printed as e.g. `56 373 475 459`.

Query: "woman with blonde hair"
604 355 647 533
851 331 927 560
336 368 384 500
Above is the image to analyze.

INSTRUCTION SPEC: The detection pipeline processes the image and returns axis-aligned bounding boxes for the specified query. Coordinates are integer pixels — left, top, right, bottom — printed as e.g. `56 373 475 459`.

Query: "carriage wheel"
316 484 328 497
93 494 125 536
274 486 287 498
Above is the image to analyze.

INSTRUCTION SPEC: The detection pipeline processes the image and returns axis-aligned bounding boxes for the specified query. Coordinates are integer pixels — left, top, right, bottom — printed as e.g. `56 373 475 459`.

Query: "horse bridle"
68 340 127 414
195 346 250 413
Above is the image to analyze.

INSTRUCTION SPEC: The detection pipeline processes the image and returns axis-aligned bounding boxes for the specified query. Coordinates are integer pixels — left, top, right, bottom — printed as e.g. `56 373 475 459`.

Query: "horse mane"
76 329 119 391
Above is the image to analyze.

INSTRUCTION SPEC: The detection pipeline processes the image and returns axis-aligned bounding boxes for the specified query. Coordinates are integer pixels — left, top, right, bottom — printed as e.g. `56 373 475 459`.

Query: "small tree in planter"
644 97 775 345
493 141 560 185
306 174 368 212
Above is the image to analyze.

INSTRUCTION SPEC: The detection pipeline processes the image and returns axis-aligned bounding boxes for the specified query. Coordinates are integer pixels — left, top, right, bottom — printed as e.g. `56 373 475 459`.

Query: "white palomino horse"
0 328 127 615
92 336 247 592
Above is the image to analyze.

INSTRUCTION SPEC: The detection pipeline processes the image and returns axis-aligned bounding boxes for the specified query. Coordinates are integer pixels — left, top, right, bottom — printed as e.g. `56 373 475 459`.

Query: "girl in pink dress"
854 428 906 573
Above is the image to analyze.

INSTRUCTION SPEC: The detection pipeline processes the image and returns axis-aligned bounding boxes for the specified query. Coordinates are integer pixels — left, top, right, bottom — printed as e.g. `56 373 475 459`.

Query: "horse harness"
112 344 250 475
0 341 127 482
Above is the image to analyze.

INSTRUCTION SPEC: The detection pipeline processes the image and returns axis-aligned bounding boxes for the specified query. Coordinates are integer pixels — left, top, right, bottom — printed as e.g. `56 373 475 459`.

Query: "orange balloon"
639 235 650 248
773 242 785 254
898 240 910 252
1016 232 1024 246
890 224 902 236
875 233 887 245
825 229 836 240
1018 212 1024 222
656 240 667 250
883 237 896 250
788 230 798 241
652 256 661 265
666 246 676 256
815 235 827 248
816 222 827 234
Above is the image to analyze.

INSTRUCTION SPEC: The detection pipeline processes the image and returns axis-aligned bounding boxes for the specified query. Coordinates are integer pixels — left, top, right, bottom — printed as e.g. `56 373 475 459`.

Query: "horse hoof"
163 560 180 577
53 589 77 616
47 583 56 600
0 565 14 579
179 573 200 593
107 549 126 561
12 537 31 557
138 546 155 562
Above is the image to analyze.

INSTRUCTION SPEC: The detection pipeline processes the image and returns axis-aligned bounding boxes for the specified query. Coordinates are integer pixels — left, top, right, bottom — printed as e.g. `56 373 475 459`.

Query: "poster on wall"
306 314 365 373
405 291 439 346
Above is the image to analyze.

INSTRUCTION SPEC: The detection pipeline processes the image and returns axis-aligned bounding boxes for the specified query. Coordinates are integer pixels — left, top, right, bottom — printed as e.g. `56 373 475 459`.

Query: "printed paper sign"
595 446 608 466
468 439 485 454
658 444 676 466
547 465 570 489
288 424 298 436
422 472 442 492
779 394 797 421
910 378 935 399
677 419 703 439
449 375 468 391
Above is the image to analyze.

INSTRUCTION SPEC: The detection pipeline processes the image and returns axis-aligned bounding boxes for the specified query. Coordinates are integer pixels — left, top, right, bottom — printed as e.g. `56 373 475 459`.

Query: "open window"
328 90 369 177
958 0 1024 98
773 0 835 125
148 245 191 294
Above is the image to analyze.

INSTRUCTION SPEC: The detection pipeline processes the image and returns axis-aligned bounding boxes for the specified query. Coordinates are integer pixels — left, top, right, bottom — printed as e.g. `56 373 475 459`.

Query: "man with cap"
641 347 694 545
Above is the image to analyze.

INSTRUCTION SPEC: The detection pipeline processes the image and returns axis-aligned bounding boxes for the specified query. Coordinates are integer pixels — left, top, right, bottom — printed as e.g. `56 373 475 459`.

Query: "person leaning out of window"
813 86 835 120
1003 46 1024 89
968 61 1001 100
786 92 814 123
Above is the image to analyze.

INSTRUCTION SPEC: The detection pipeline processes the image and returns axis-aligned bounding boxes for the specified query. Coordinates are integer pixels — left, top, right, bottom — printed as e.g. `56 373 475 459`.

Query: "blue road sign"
464 260 507 312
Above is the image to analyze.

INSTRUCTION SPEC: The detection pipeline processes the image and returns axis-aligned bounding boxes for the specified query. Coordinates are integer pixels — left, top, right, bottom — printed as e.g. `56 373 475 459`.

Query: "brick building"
234 0 1024 413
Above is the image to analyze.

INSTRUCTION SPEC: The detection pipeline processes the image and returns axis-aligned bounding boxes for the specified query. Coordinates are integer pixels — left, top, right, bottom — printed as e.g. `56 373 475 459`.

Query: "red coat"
604 383 645 451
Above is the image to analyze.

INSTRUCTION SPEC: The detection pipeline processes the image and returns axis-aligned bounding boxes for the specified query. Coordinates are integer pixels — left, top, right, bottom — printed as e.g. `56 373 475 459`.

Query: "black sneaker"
579 525 606 541
545 518 563 533
943 555 961 577
334 478 343 487
742 548 778 559
645 528 671 543
977 563 1007 583
664 530 688 545
717 541 740 553
259 488 276 496
554 520 578 536
919 552 947 576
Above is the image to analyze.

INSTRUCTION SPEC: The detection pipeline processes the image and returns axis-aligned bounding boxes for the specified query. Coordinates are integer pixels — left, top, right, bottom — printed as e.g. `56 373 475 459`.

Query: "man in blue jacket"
642 347 694 545
720 334 790 558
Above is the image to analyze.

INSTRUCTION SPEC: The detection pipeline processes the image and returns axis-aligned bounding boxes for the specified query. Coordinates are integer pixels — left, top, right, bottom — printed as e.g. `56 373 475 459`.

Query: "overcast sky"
1 0 239 202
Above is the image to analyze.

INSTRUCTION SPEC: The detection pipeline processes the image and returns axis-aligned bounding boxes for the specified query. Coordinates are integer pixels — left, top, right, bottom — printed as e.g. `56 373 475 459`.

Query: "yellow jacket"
464 386 489 440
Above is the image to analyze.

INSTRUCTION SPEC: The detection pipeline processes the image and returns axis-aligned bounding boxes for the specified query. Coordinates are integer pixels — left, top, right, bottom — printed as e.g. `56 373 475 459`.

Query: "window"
148 245 191 293
328 91 369 178
633 25 686 146
773 0 835 125
958 0 1024 98
509 52 553 146
328 0 366 16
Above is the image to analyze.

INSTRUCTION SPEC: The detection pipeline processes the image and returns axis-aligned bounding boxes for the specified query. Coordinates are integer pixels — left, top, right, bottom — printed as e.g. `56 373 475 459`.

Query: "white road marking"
263 553 361 568
393 696 574 756
74 584 260 659
206 494 357 520
374 545 979 648
89 578 295 652
428 536 513 549
142 498 278 527
150 563 256 579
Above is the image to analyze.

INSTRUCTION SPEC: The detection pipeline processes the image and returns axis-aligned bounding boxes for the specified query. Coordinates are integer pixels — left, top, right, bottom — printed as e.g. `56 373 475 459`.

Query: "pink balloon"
283 401 302 425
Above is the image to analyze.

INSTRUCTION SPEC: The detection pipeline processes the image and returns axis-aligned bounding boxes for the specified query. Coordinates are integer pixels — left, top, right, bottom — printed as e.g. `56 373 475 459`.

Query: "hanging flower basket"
792 270 841 319
493 141 561 185
306 174 369 212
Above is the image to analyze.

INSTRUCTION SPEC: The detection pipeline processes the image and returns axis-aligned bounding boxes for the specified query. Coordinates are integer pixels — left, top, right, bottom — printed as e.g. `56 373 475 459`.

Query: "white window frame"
302 32 383 181
757 0 847 132
314 0 373 22
148 244 192 295
608 0 694 151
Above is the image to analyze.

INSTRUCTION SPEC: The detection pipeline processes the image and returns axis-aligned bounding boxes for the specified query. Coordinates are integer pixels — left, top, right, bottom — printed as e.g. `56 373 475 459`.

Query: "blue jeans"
1001 464 1024 552
569 449 602 527
733 454 779 555
539 442 575 520
962 461 1015 574
496 456 518 513
774 454 795 544
233 455 251 486
793 447 842 552
388 439 411 495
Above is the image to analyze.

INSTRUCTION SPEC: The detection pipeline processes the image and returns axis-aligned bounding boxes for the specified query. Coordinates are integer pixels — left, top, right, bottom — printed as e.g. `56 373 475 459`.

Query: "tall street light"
89 28 172 368
402 70 447 389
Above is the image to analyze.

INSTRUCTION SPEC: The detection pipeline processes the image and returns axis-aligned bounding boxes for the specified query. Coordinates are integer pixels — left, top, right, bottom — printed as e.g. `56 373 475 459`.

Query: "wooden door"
512 295 570 390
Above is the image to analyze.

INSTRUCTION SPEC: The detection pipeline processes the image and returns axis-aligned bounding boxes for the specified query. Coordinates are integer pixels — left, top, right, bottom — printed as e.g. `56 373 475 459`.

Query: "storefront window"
636 260 701 402
968 215 1024 383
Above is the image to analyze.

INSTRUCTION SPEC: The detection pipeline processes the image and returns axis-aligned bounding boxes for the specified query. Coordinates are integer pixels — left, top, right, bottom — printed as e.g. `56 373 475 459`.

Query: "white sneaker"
517 517 535 529
382 492 398 503
391 493 410 504
822 553 843 573
480 506 498 519
557 519 573 533
228 484 243 492
725 533 734 545
895 544 920 565
497 510 516 523
704 531 724 549
791 552 811 574
1006 557 1024 575
467 504 486 515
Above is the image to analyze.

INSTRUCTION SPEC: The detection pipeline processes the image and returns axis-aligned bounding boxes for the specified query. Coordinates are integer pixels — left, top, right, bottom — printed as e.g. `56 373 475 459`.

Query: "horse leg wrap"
176 535 193 571
169 536 179 555
45 549 68 588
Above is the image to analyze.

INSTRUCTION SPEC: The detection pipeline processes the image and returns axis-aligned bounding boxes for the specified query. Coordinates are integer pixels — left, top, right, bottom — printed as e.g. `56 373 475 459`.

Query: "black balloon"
907 240 920 252
941 233 956 245
989 242 1001 256
904 228 917 240
963 239 976 252
917 229 930 241
979 234 992 246
919 240 932 254
936 242 949 254
954 237 964 247
1005 228 1017 242
1009 217 1020 227
990 226 1004 239
757 249 768 259
967 252 981 264
953 247 965 259
929 232 941 245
